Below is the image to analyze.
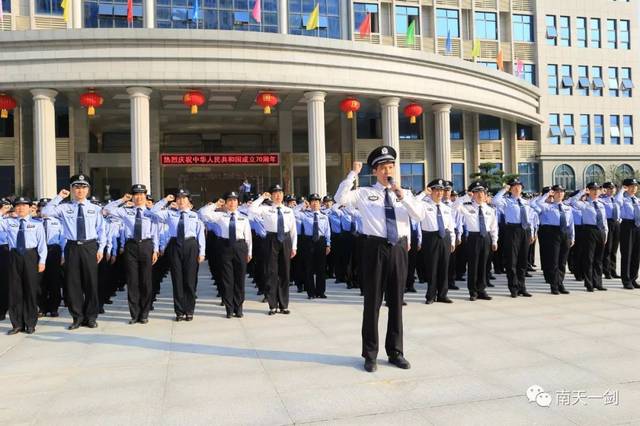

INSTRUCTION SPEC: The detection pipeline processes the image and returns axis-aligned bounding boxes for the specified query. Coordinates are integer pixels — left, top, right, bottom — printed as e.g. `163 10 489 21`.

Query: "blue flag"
445 29 452 54
191 0 199 20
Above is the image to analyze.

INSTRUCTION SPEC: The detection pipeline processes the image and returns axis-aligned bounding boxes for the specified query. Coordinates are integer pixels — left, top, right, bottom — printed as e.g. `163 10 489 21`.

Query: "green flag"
406 20 416 45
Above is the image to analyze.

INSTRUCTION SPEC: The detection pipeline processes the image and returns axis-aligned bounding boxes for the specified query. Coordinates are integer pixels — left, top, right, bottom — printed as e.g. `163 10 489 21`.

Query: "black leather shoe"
596 286 608 291
586 287 594 292
68 320 82 330
525 272 533 278
402 301 407 306
50 311 59 317
406 287 417 293
551 289 560 295
261 297 268 303
612 273 621 279
24 327 34 334
448 285 460 290
519 292 532 297
185 315 193 322
624 284 634 290
469 295 477 301
425 299 435 305
175 315 184 322
487 283 495 287
559 288 570 294
128 319 137 325
364 359 377 373
388 354 411 369
489 275 496 280
268 309 276 316
98 307 105 314
510 291 518 298
104 300 113 305
0 314 6 321
318 295 327 299
226 313 232 319
633 282 640 289
308 295 315 299
604 275 612 279
235 312 244 318
437 297 453 304
139 318 149 324
280 309 290 315
86 321 98 328
477 293 492 300
7 327 21 335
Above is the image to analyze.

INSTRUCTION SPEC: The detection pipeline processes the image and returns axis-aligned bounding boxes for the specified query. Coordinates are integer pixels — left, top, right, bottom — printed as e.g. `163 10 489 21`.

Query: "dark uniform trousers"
64 240 99 323
581 226 605 290
342 232 355 286
569 225 585 280
503 224 530 294
167 237 199 316
252 234 268 295
205 231 217 281
538 225 570 291
266 233 292 310
355 235 367 291
494 222 506 273
304 235 327 297
124 239 154 321
405 235 419 291
603 219 620 277
448 243 458 287
219 238 248 316
152 250 170 297
619 220 640 287
332 233 346 282
292 234 305 291
0 244 10 318
455 234 468 279
361 236 407 362
465 233 491 296
8 249 40 330
97 246 112 308
422 231 451 301
39 244 63 314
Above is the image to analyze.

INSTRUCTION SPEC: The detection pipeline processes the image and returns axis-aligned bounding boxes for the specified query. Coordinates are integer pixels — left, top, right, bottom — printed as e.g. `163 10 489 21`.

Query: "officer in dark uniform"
335 146 422 372
614 178 640 289
601 182 621 279
42 175 107 330
0 197 47 334
35 198 65 317
297 193 331 299
0 198 10 322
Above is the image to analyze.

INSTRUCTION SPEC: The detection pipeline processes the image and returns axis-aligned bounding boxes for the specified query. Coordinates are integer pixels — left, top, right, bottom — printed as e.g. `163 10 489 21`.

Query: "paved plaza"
1 268 640 425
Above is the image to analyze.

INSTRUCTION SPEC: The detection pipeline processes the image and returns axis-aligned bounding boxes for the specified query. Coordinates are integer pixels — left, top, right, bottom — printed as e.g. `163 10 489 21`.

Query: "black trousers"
205 231 217 280
406 242 419 291
620 220 640 286
167 238 199 316
494 223 506 273
465 233 491 296
581 226 605 290
124 239 154 320
39 244 63 314
97 247 112 307
528 240 536 267
266 233 292 310
455 235 468 278
8 249 40 330
304 236 327 297
539 225 570 291
569 225 585 279
503 225 530 293
333 233 347 282
0 244 10 318
64 241 99 323
253 235 267 294
603 220 620 277
219 239 248 315
361 236 407 361
422 231 451 301
448 242 458 286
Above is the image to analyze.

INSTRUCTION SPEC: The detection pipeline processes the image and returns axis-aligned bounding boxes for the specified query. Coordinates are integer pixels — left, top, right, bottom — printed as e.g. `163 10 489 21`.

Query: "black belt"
67 239 97 246
218 237 247 242
126 238 152 244
170 237 195 242
467 232 489 236
364 235 407 246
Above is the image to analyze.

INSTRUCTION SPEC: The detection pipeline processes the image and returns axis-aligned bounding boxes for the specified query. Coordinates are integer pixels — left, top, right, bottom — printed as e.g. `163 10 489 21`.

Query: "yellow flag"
471 39 481 59
497 49 504 71
306 4 319 31
61 0 69 22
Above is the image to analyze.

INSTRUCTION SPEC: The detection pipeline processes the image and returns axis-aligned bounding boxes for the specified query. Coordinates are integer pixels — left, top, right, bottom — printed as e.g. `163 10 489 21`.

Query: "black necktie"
313 212 320 241
436 204 446 238
229 213 236 244
384 188 399 244
43 219 49 241
478 206 487 237
17 219 26 254
518 199 529 230
559 204 567 232
134 208 143 240
177 211 186 244
594 201 605 231
277 207 285 242
77 204 86 241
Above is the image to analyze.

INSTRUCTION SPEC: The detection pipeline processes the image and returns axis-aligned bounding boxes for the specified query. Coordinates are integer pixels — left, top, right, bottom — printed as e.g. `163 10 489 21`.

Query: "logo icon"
527 385 552 407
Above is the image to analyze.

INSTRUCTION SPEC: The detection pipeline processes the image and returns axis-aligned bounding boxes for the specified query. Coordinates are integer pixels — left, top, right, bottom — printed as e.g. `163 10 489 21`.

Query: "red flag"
251 0 261 23
358 13 371 36
127 0 133 24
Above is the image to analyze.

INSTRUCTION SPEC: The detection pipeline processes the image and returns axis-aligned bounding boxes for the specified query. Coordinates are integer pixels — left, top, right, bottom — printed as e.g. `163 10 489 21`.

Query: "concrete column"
278 0 287 34
127 87 152 189
31 89 58 198
379 96 401 180
433 104 452 180
304 91 327 196
278 110 293 193
72 0 82 28
144 0 155 28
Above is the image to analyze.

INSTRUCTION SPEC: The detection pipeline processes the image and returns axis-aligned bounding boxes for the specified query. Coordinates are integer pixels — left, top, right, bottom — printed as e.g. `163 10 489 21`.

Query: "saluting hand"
58 189 70 199
262 192 271 200
165 194 175 202
0 204 11 215
122 193 133 202
352 161 363 174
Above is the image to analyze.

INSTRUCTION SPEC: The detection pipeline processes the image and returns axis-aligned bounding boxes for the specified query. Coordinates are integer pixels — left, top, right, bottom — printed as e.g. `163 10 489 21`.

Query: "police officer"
452 182 498 300
35 198 65 317
249 185 297 315
493 179 536 298
568 191 585 281
0 197 47 334
405 217 421 293
335 145 422 373
0 199 9 321
150 189 206 321
298 193 331 299
614 178 640 289
600 182 622 279
443 181 461 291
200 191 252 318
42 174 107 330
104 184 160 324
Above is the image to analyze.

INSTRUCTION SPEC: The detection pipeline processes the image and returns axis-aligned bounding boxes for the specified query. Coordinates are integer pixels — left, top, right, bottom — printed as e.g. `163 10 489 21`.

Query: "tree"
469 162 519 193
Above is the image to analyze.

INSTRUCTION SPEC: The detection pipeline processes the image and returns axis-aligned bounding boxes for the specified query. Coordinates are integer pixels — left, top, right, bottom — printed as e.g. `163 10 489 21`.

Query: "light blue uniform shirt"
36 217 66 249
41 197 107 252
614 190 640 223
0 215 48 263
493 189 536 236
600 195 621 221
569 190 608 237
533 195 575 242
104 200 160 252
299 210 331 246
149 200 206 257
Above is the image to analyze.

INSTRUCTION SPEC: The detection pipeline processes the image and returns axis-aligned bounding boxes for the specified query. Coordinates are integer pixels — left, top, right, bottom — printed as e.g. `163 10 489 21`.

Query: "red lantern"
79 91 104 117
339 97 361 119
0 94 17 119
182 90 206 115
403 103 423 124
256 92 279 114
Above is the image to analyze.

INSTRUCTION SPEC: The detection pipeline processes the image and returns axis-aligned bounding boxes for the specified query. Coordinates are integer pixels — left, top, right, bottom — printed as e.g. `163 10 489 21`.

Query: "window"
399 113 423 140
450 112 463 140
623 115 633 145
577 65 589 96
85 0 143 28
545 15 557 45
620 19 630 49
590 18 601 48
55 107 69 138
354 3 379 34
1 0 10 14
576 17 587 47
400 163 425 192
475 11 497 40
563 114 574 144
594 114 604 144
561 65 573 95
289 0 341 39
395 6 419 36
554 164 576 191
607 19 617 48
580 114 590 144
547 64 558 95
517 124 533 140
513 14 534 42
478 61 498 70
616 164 634 180
451 163 465 193
559 16 570 46
620 67 633 97
0 166 15 198
592 66 604 96
549 113 561 144
584 164 605 184
356 112 381 139
35 0 63 15
610 115 620 144
56 166 70 195
518 162 539 192
436 8 459 38
609 67 619 97
479 115 501 140
516 63 536 85
0 112 13 138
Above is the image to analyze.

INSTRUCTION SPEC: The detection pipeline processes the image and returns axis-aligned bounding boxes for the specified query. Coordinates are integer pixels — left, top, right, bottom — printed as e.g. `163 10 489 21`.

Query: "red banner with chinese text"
160 153 280 166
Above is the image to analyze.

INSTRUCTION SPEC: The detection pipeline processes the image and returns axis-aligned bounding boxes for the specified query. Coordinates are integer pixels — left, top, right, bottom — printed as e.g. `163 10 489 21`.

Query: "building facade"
0 0 633 201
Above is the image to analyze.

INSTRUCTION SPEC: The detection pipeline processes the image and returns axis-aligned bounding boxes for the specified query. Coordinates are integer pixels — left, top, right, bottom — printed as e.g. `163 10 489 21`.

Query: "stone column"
305 91 327 196
127 87 152 189
279 0 288 34
72 0 82 28
433 104 452 180
31 89 58 198
380 96 401 180
144 0 155 28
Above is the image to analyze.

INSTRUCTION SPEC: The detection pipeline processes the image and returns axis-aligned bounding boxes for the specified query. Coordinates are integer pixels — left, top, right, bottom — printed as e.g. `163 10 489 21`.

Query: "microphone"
387 176 394 186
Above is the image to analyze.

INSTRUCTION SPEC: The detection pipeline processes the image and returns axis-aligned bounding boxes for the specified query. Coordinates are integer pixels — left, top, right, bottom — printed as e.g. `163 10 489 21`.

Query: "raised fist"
165 194 175 202
122 193 133 201
59 189 70 199
353 161 363 174
262 192 271 200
